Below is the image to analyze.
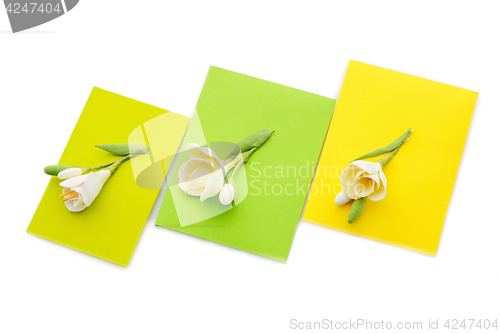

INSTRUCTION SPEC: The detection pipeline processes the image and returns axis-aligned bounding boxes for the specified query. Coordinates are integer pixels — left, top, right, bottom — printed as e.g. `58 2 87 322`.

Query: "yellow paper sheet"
303 61 478 255
27 87 190 266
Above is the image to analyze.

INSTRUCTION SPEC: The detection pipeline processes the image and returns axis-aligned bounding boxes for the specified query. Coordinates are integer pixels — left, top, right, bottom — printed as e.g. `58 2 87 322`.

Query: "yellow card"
304 61 478 255
27 87 190 266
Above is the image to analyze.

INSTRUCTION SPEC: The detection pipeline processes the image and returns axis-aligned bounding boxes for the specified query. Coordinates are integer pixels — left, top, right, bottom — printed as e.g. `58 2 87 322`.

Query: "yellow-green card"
27 87 190 266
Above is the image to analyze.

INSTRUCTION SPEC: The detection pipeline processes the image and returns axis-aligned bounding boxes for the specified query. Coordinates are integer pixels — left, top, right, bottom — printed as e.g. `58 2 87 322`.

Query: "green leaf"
352 127 412 162
348 197 367 224
95 143 149 156
44 165 74 176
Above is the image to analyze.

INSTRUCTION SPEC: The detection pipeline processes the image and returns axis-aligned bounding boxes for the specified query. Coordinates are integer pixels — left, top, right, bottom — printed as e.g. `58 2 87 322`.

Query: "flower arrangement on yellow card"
335 128 413 223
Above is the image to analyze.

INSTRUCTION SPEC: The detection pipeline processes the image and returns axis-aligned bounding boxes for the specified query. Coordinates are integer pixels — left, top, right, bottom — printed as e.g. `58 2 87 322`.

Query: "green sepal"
352 127 412 162
348 197 367 224
44 165 75 176
95 143 149 156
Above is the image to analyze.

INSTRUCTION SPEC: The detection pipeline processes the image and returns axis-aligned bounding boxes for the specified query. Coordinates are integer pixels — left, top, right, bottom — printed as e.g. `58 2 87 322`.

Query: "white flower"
57 167 83 180
219 183 235 205
59 169 111 212
335 160 387 205
178 143 231 202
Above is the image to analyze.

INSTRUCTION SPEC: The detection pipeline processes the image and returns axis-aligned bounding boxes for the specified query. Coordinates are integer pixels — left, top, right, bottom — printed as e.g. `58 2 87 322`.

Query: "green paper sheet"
156 67 336 262
27 87 190 266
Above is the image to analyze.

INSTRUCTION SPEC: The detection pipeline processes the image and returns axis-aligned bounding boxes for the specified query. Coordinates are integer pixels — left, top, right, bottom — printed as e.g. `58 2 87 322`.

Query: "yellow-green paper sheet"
304 61 478 255
156 66 336 262
27 87 190 266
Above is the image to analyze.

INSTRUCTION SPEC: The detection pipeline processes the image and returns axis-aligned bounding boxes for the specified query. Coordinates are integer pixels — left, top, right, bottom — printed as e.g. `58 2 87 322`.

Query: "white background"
1 1 499 332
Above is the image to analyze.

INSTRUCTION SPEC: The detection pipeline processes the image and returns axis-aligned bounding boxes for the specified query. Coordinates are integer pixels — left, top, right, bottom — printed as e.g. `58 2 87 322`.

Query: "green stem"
88 161 115 172
87 153 141 176
106 155 132 177
376 147 399 168
228 158 244 184
375 128 412 168
219 129 274 187
352 127 412 162
242 147 257 162
221 154 243 184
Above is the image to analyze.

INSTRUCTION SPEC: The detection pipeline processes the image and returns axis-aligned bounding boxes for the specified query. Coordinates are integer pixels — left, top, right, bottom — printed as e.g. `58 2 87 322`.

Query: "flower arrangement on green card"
178 129 273 205
335 128 413 223
44 143 150 212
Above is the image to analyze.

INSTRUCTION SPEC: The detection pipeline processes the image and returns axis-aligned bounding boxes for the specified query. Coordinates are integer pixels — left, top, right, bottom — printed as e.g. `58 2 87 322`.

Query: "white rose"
178 143 239 202
335 160 387 205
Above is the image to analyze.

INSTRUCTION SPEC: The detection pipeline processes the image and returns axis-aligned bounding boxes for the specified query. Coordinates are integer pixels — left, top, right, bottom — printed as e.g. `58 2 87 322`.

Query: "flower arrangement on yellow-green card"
178 129 273 205
335 128 413 223
44 143 149 212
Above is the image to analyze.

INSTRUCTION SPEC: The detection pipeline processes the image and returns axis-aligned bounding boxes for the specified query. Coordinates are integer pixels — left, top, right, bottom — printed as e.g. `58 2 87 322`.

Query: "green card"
156 67 335 262
27 87 190 266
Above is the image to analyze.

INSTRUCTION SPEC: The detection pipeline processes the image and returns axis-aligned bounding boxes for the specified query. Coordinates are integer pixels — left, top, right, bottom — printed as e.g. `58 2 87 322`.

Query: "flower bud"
348 197 367 224
44 165 75 176
58 167 83 180
219 183 235 205
335 191 351 205
95 143 149 156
